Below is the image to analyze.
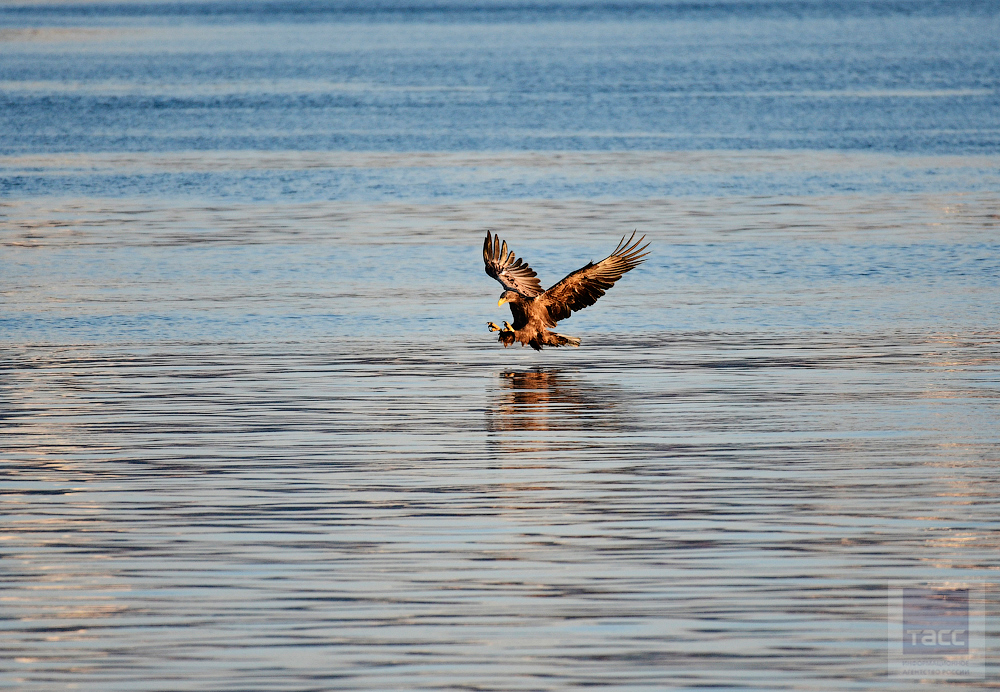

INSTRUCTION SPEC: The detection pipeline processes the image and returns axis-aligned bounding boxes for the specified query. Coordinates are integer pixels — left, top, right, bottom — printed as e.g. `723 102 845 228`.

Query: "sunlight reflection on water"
2 315 998 690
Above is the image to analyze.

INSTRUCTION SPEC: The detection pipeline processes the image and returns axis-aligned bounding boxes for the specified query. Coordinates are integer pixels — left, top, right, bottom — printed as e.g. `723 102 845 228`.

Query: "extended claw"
497 321 516 348
489 321 516 347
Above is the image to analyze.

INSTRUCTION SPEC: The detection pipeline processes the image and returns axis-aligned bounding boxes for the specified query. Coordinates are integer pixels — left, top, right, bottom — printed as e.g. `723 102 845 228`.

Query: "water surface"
2 2 999 690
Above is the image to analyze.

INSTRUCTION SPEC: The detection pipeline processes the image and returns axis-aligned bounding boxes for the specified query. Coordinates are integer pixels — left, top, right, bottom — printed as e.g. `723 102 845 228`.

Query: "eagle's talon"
497 323 515 348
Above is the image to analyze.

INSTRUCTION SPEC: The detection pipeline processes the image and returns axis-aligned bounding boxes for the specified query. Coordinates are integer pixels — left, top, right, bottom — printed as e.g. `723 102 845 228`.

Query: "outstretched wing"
539 232 650 323
483 230 543 297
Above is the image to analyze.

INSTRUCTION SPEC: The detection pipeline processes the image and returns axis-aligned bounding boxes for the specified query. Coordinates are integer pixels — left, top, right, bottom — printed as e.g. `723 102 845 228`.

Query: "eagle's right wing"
483 231 544 297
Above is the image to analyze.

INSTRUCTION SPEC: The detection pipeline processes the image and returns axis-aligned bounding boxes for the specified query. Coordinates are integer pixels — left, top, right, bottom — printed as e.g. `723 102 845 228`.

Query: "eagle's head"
498 290 523 307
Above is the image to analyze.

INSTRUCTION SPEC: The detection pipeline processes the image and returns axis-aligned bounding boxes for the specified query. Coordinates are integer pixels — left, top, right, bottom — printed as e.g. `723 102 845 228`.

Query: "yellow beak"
498 297 508 307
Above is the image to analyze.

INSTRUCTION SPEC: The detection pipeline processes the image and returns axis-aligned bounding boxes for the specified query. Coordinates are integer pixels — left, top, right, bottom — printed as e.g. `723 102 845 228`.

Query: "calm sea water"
2 1 999 690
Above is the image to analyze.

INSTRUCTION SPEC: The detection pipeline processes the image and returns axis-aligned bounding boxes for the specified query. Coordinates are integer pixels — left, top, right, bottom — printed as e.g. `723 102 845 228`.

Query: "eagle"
483 230 649 350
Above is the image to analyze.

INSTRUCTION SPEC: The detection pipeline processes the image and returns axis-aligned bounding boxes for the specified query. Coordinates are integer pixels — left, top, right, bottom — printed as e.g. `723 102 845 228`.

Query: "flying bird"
483 230 649 350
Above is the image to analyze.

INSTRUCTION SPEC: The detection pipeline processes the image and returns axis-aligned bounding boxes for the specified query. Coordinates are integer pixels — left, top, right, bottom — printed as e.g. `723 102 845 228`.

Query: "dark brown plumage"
483 230 650 350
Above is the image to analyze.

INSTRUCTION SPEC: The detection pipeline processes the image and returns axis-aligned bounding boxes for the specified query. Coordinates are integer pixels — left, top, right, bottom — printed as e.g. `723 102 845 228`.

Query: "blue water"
2 0 999 161
1 2 999 691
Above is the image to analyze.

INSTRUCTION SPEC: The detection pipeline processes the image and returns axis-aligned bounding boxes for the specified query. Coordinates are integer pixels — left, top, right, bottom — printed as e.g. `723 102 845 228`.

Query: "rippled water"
2 2 1000 690
2 0 999 156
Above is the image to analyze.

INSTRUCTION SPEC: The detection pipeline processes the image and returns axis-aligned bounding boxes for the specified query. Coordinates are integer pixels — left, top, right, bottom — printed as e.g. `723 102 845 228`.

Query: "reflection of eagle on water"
483 230 649 350
488 370 618 433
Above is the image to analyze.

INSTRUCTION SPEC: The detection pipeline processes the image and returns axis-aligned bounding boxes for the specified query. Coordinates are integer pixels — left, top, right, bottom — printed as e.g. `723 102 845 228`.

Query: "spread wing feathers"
483 231 543 297
540 232 650 323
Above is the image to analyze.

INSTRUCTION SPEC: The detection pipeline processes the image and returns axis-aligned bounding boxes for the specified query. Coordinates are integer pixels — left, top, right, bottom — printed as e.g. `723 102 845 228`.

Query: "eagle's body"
483 231 649 350
496 294 581 349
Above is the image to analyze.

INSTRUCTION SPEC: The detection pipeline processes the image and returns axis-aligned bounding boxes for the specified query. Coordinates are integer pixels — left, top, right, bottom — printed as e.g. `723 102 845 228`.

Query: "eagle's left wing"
538 232 649 323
